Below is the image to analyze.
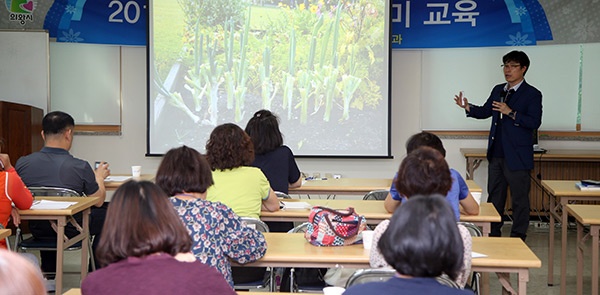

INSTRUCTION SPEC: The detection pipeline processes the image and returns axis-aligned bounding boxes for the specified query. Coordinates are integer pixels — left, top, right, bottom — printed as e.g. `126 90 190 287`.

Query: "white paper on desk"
105 176 131 182
281 201 312 209
472 251 487 258
30 200 77 210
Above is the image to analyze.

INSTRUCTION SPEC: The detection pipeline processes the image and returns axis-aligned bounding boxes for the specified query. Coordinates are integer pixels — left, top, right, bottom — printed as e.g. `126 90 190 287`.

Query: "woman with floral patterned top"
155 145 267 287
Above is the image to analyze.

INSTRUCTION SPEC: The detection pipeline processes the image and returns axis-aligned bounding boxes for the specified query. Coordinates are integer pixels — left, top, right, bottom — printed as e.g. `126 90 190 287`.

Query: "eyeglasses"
501 63 521 69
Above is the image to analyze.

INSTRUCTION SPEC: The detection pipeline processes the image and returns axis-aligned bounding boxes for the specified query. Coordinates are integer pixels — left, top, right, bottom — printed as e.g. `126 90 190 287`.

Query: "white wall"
68 47 600 200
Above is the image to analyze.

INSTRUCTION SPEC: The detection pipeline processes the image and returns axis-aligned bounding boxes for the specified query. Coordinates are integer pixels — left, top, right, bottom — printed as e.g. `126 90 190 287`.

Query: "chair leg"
88 237 96 271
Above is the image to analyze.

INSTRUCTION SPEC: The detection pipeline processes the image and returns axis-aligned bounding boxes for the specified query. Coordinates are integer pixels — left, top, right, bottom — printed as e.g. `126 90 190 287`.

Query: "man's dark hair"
405 131 446 157
245 109 284 155
378 194 464 279
503 50 530 75
42 111 75 135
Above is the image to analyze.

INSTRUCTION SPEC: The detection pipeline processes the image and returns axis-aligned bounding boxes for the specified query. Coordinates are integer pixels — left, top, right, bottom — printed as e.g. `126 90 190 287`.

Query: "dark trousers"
29 203 107 273
488 157 531 240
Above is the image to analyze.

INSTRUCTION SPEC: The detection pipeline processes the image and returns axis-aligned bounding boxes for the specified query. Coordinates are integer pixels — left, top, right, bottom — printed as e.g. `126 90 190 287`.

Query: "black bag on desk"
279 267 327 292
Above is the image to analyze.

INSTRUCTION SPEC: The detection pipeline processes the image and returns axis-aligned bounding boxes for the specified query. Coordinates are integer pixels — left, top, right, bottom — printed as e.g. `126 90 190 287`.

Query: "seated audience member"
0 248 47 295
0 144 33 249
346 195 472 295
205 123 280 218
245 109 301 232
384 131 479 219
155 146 267 287
81 181 235 295
371 147 472 287
244 109 301 194
15 111 110 273
205 123 279 284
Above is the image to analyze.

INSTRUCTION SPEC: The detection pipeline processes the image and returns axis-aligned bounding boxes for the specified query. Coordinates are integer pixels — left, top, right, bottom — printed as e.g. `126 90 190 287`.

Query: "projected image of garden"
149 0 389 156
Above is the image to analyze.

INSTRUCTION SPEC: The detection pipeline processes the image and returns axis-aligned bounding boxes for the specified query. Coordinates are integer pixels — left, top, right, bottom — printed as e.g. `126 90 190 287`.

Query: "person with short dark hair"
81 180 235 295
454 50 543 240
155 146 267 287
346 195 472 295
384 131 480 219
15 111 110 273
205 123 280 218
371 147 472 287
245 109 301 232
245 110 302 194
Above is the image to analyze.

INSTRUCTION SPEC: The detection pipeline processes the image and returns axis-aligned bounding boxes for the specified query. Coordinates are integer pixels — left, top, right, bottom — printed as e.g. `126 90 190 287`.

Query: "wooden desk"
541 180 600 295
19 197 99 294
461 148 600 218
289 178 392 196
565 204 600 295
261 200 500 236
242 233 539 294
104 174 154 190
0 228 11 240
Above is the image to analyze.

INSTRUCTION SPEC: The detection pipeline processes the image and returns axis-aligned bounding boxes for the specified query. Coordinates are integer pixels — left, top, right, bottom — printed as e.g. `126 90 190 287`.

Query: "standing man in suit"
454 50 542 240
16 111 110 274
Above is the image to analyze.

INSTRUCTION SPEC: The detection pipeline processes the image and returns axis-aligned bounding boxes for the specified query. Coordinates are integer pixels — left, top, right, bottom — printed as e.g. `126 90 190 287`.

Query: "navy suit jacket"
467 81 542 171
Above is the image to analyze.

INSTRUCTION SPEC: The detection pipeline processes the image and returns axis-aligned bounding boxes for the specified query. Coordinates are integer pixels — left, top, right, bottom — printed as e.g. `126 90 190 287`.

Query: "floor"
14 221 596 294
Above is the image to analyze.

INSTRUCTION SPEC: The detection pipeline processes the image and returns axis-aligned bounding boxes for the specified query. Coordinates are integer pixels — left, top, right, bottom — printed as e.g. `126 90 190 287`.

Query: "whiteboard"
420 44 596 131
0 30 49 111
50 42 121 125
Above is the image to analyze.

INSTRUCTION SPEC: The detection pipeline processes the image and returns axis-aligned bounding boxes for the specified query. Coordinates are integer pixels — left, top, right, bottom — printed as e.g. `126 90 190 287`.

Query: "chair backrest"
275 191 292 199
345 268 396 288
27 186 81 197
362 190 389 200
435 274 462 289
288 222 310 234
457 222 483 237
240 217 270 232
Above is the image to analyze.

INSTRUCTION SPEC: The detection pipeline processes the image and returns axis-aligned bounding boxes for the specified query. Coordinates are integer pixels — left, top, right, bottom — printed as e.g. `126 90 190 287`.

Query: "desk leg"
81 208 91 280
518 270 529 295
592 225 599 295
56 217 66 294
576 222 583 295
560 199 568 295
465 158 482 180
482 273 490 295
548 195 556 286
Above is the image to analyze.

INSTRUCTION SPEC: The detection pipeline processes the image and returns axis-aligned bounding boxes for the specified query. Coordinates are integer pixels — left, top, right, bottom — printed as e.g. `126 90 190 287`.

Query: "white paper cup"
131 165 142 178
362 230 375 250
323 286 345 295
471 192 482 205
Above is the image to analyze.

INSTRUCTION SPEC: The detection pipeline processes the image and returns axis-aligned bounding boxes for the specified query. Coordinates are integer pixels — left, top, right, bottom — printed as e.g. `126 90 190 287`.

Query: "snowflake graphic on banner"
59 29 84 43
506 32 532 46
65 5 77 14
515 6 527 16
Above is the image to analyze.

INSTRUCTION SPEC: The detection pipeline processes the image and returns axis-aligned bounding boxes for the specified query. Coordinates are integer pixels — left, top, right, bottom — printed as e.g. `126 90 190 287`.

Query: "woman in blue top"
155 146 267 287
384 131 479 219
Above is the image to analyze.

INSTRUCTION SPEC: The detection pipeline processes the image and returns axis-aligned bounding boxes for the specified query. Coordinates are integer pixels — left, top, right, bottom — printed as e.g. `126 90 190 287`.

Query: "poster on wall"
0 0 146 45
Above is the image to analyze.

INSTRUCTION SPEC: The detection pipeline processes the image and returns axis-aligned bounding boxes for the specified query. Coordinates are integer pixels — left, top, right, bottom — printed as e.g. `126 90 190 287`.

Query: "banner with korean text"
0 0 146 46
391 0 600 48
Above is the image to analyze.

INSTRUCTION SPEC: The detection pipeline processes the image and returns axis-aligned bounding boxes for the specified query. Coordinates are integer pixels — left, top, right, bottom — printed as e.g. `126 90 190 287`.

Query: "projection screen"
148 0 391 157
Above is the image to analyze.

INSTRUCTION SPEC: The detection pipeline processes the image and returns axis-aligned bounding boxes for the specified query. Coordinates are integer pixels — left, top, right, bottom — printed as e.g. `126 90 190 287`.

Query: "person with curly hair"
205 123 280 219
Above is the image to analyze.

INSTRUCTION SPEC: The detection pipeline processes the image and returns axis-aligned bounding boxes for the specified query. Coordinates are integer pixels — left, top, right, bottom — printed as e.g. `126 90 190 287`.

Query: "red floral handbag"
304 206 367 246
